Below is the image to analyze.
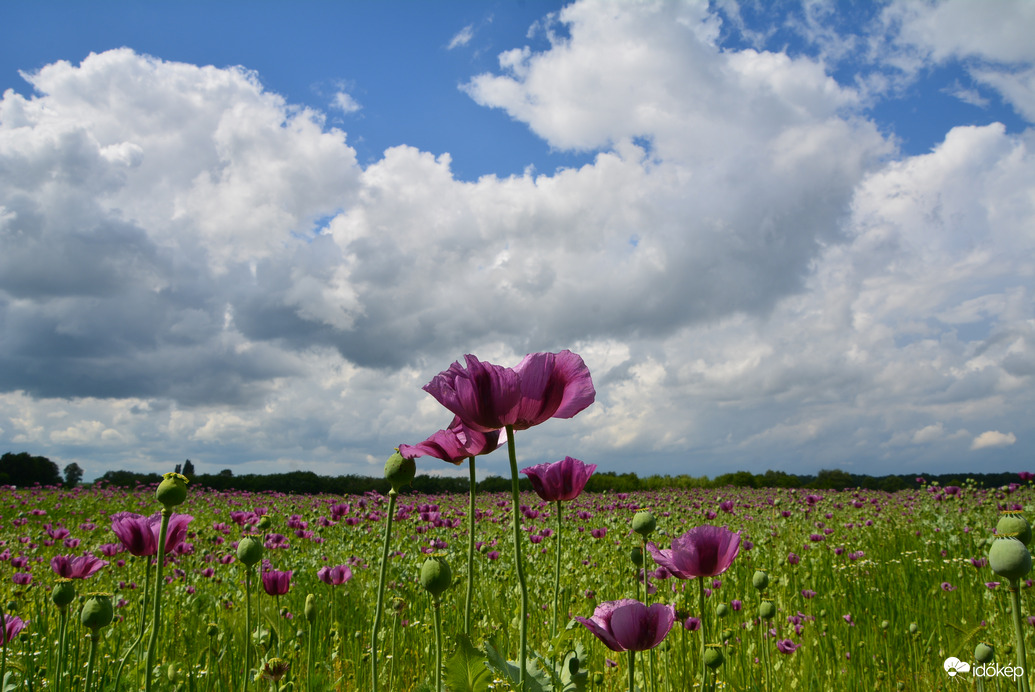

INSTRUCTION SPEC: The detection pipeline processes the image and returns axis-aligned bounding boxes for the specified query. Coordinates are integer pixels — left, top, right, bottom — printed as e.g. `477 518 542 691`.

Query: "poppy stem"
371 489 398 692
55 605 68 692
505 424 529 689
466 455 477 638
1008 580 1031 692
243 565 254 692
144 507 172 692
432 596 444 692
698 576 708 691
83 631 99 692
628 649 635 692
553 499 562 639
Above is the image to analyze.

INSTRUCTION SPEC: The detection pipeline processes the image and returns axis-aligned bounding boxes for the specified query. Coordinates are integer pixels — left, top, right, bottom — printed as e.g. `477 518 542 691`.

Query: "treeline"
91 465 1025 496
0 452 83 488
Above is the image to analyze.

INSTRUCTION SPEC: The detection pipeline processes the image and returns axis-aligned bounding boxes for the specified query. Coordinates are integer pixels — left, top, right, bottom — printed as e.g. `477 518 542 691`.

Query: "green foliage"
62 462 83 488
0 451 61 487
483 638 550 692
442 634 490 692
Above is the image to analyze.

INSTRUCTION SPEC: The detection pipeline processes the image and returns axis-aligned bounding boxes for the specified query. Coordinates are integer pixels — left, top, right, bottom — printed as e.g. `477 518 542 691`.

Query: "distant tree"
218 468 233 477
182 459 196 478
63 462 84 488
0 452 62 487
174 463 182 474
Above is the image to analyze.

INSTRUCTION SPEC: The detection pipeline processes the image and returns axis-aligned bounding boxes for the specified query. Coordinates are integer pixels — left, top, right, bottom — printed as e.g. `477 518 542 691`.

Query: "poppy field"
1 350 1033 691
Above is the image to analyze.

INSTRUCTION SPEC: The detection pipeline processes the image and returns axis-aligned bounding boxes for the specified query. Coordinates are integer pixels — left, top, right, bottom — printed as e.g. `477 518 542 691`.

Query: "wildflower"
0 614 25 646
261 570 293 596
941 582 956 592
521 457 597 502
399 416 505 464
575 599 675 652
50 554 107 580
110 512 193 557
776 638 802 654
647 525 741 579
317 565 353 586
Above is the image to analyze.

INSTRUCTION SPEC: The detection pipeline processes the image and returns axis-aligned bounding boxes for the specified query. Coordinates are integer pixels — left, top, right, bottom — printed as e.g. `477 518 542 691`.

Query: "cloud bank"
1 1 1033 480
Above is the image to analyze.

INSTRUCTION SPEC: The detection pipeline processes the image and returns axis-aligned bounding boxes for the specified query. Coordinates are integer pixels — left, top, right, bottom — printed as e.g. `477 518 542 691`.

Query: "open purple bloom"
50 554 108 580
261 569 293 596
422 350 595 433
521 456 597 502
317 565 353 586
1 614 25 647
110 511 193 557
776 638 802 654
647 525 741 579
574 599 675 652
399 416 505 464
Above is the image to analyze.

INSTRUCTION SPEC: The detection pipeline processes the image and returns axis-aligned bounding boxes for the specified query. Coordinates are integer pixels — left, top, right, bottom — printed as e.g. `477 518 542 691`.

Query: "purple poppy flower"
647 525 741 579
574 599 675 652
399 416 505 464
110 512 194 557
12 573 31 586
50 554 107 580
1 614 25 647
777 638 802 655
683 617 701 631
261 569 293 596
317 565 353 586
521 456 597 502
941 582 956 592
422 351 595 433
787 552 800 566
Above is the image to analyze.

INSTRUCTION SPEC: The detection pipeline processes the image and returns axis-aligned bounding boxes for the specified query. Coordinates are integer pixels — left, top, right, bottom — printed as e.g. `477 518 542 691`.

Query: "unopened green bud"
420 556 452 598
630 547 643 567
752 570 769 591
703 644 724 669
51 579 76 608
716 603 729 618
881 620 889 630
256 516 272 531
989 536 1032 581
721 628 734 642
207 623 219 637
631 511 656 537
908 622 918 635
167 664 183 683
997 511 1032 546
237 536 264 567
758 599 776 620
305 594 317 623
568 655 580 675
80 593 114 631
974 642 994 663
156 472 188 509
593 672 604 686
385 451 416 493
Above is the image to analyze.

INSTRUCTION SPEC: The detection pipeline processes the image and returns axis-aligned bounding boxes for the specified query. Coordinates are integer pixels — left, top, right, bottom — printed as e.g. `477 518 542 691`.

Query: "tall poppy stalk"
145 472 188 692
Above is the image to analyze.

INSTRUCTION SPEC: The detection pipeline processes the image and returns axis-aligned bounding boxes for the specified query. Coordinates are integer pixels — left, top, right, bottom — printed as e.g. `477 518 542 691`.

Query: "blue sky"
1 1 1033 482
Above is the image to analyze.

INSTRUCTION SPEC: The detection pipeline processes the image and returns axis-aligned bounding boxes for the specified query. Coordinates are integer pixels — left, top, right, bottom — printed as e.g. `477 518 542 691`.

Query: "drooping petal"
610 602 675 652
511 351 596 430
574 615 625 652
400 417 503 464
163 513 194 554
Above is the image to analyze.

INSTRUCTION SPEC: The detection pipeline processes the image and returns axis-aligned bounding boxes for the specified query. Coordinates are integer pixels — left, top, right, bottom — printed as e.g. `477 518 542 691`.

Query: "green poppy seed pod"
631 511 656 537
420 556 452 598
630 547 643 567
908 622 918 635
703 645 725 669
758 599 776 620
752 570 769 591
881 620 889 630
384 451 416 493
988 536 1032 581
997 511 1032 545
51 579 76 608
305 593 317 624
156 472 188 509
237 536 264 567
974 642 994 664
721 628 734 642
207 623 219 637
167 664 183 683
716 603 729 618
80 593 114 631
256 516 272 531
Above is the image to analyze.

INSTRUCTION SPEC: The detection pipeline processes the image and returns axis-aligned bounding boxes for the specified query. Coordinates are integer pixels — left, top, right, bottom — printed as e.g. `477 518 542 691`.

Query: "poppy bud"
593 672 604 686
237 536 263 567
207 623 219 637
721 628 734 641
758 599 776 620
989 537 1032 581
305 594 317 623
631 511 656 537
256 516 272 531
568 655 580 675
630 547 643 567
716 603 729 618
974 642 994 663
420 556 452 598
908 622 918 635
703 644 724 669
156 472 188 509
51 579 76 607
385 451 416 493
997 511 1032 546
80 593 113 631
752 570 769 591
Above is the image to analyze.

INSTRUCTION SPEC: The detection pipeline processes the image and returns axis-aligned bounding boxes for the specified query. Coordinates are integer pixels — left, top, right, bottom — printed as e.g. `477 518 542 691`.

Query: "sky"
1 1 1033 483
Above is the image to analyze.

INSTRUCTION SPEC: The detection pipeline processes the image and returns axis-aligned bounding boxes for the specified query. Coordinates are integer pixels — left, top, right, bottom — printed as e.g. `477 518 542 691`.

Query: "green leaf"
483 639 548 692
444 634 491 692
